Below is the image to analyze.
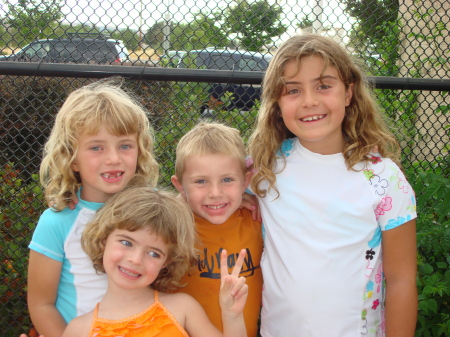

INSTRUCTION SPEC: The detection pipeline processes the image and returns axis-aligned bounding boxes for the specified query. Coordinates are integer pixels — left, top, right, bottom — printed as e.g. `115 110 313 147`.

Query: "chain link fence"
0 0 449 336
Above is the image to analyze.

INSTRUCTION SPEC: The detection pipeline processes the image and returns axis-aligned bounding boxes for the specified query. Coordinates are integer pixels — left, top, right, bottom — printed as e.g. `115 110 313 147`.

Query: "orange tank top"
89 291 189 337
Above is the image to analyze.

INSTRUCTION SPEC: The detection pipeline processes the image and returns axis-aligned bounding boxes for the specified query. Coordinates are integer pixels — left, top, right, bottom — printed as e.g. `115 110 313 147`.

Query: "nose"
127 249 142 265
302 89 319 108
106 148 121 165
208 182 223 198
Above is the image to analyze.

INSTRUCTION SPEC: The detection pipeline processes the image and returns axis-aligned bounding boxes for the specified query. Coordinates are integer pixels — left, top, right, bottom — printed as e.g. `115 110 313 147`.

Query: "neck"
299 134 345 155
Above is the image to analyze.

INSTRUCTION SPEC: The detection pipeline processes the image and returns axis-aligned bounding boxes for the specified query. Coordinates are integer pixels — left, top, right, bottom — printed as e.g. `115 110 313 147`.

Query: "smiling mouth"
206 204 226 210
119 266 139 277
101 172 123 178
300 115 326 122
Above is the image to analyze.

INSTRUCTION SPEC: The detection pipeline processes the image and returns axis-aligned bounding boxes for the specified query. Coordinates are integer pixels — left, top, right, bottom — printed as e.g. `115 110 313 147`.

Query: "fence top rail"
0 62 449 91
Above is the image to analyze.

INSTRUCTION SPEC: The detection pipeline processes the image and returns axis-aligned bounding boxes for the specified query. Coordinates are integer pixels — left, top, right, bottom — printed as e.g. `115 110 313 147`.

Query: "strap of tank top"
154 289 159 302
93 302 100 319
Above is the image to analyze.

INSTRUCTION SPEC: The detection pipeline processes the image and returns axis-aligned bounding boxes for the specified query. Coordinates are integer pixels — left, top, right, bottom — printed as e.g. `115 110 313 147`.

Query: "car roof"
187 48 270 58
33 37 123 44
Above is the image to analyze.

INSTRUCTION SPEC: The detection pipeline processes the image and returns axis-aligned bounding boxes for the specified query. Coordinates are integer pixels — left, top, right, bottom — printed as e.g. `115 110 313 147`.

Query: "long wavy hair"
248 33 401 198
82 176 198 292
40 79 159 210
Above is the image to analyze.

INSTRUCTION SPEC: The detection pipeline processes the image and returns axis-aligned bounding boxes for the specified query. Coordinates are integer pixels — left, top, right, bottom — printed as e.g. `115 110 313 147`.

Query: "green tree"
223 0 287 51
170 12 230 51
144 21 172 49
6 0 63 46
340 0 399 59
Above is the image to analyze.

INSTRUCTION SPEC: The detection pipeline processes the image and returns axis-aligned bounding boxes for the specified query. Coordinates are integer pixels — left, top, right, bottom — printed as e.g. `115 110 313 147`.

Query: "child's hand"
240 193 261 222
48 194 79 210
219 249 248 317
67 193 79 210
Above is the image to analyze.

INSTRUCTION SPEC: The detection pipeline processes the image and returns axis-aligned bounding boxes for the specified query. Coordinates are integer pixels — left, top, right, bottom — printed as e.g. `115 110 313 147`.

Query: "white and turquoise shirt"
254 138 417 337
29 191 107 323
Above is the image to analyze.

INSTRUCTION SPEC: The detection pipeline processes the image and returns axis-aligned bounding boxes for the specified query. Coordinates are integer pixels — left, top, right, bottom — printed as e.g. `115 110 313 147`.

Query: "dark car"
0 33 129 64
177 48 272 115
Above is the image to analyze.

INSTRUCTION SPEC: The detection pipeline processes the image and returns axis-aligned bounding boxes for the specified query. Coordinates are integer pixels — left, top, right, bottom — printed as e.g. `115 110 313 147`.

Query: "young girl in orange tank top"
61 177 249 337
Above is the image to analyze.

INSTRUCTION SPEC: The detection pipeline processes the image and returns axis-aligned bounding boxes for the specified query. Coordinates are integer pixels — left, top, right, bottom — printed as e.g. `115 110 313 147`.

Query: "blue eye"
195 179 206 184
120 144 131 150
223 177 233 183
120 240 132 247
90 146 101 151
148 251 160 258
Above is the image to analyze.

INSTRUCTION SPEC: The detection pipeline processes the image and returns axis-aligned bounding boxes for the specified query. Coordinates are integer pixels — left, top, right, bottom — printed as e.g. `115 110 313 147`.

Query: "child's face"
278 55 354 155
71 126 138 203
103 228 169 290
172 154 251 225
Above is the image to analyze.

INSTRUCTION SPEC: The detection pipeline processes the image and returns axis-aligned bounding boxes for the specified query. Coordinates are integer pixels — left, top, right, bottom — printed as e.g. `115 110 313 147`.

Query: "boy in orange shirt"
172 122 263 337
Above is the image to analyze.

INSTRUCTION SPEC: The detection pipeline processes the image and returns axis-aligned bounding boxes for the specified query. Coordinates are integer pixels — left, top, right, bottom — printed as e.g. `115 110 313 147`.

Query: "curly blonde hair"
248 33 401 197
40 79 159 210
82 175 198 292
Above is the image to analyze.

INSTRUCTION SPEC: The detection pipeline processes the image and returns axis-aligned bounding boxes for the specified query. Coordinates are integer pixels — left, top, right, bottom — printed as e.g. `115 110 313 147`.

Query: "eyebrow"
284 75 338 85
115 234 167 256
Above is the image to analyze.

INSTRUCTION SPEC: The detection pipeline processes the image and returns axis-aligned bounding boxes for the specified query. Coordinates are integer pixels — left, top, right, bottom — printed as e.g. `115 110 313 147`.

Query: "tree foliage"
170 13 231 51
340 0 399 55
144 1 287 52
144 20 174 49
6 0 63 46
223 0 287 51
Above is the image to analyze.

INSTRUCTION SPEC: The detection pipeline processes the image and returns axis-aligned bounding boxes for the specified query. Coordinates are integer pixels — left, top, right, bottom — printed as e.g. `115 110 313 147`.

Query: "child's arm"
382 219 417 337
27 251 67 337
219 249 248 337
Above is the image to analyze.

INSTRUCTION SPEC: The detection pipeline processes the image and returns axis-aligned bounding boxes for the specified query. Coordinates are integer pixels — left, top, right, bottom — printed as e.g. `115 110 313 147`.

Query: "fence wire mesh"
0 0 449 336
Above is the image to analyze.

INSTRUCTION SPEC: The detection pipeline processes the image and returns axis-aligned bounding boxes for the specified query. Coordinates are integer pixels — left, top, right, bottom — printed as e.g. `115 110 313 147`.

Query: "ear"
345 83 354 107
171 175 187 200
71 160 80 172
241 171 252 193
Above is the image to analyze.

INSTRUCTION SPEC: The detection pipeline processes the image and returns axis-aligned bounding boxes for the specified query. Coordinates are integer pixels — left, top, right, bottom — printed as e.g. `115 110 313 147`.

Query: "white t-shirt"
254 138 417 337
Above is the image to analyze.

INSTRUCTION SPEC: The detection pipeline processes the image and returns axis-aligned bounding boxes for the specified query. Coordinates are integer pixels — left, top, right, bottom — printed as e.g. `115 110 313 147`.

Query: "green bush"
0 163 45 336
0 76 171 181
407 169 450 336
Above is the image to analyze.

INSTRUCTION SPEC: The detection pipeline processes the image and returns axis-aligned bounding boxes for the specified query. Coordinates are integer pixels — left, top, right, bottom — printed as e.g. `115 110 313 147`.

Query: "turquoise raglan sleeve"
29 207 75 262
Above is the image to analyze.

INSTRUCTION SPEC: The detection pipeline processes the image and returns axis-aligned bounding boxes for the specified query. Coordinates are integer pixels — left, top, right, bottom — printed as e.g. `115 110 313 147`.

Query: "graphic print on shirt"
277 138 295 157
197 247 260 279
362 158 387 336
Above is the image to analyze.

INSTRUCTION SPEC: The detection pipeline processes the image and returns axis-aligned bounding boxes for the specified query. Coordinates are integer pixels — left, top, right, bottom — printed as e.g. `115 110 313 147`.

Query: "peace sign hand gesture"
219 249 249 318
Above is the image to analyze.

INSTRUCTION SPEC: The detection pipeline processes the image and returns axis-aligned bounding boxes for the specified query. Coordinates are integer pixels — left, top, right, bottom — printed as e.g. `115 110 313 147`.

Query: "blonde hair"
174 122 247 182
40 79 159 210
248 33 401 197
82 175 198 292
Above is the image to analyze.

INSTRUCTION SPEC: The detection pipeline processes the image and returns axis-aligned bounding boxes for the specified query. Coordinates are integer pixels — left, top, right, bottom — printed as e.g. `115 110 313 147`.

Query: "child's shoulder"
159 291 197 303
362 153 403 176
63 310 93 337
38 204 84 226
159 291 203 316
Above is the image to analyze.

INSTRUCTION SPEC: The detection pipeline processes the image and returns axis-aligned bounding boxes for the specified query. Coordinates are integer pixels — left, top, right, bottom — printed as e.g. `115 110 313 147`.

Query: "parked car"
158 50 186 67
0 33 129 64
177 48 272 115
